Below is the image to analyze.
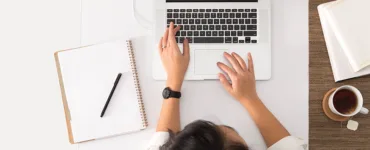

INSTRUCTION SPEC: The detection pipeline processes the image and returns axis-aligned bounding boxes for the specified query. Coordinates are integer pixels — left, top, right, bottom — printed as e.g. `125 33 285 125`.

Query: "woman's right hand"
217 52 260 103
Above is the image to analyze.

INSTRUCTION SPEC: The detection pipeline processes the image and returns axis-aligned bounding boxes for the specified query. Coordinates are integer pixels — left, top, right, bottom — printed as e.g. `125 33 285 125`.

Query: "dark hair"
160 120 249 150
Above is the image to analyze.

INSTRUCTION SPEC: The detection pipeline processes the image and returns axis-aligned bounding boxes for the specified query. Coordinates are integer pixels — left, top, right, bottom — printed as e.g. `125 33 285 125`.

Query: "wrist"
240 96 262 109
166 78 183 91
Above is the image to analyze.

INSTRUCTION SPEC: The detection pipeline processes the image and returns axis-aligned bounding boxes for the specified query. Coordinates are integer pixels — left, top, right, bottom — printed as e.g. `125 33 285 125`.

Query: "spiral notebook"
54 39 147 144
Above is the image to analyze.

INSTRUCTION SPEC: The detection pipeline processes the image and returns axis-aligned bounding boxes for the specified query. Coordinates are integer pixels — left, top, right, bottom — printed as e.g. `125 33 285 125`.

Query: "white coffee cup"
329 85 369 117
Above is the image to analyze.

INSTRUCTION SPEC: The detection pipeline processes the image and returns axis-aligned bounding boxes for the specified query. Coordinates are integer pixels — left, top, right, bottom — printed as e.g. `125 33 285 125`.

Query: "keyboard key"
192 13 197 18
183 19 189 24
187 31 193 36
195 19 201 24
167 13 173 18
176 19 182 24
230 13 235 18
209 25 215 30
238 9 244 12
252 9 257 12
206 9 212 12
219 9 224 12
202 19 207 24
242 13 248 18
249 13 257 18
233 19 238 24
176 31 180 36
205 13 210 18
199 13 204 18
247 25 257 30
239 19 244 24
187 9 192 12
220 19 226 24
174 13 179 18
181 31 186 36
191 25 196 30
180 9 186 12
241 25 246 30
225 31 230 36
174 9 179 12
167 9 173 12
186 13 191 18
231 31 236 36
236 13 241 18
232 9 237 12
197 25 202 30
208 19 213 24
180 13 185 18
219 31 224 36
222 25 227 30
234 25 240 30
200 31 205 36
212 31 217 36
206 31 211 36
252 40 257 43
200 9 205 12
225 9 231 12
212 9 218 12
187 37 193 43
189 19 194 24
245 37 251 43
193 9 199 12
194 31 199 36
180 37 184 43
216 25 221 30
179 25 184 30
214 19 220 24
252 19 257 24
211 13 216 18
228 25 233 30
194 37 224 43
245 9 251 12
233 37 238 43
227 19 232 24
217 13 222 18
239 40 244 43
237 31 243 36
225 37 232 43
244 31 257 36
167 19 175 24
246 19 251 24
203 25 208 30
223 13 229 18
185 25 189 30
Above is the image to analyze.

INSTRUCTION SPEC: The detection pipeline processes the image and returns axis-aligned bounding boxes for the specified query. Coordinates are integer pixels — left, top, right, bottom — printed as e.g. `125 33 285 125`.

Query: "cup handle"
360 107 369 115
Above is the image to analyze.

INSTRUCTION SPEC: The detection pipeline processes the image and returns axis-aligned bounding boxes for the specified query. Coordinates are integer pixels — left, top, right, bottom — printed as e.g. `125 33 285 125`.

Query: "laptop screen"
167 0 258 2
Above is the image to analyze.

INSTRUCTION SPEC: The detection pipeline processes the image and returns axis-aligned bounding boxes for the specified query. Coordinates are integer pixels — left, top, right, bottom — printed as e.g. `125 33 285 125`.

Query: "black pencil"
100 73 122 117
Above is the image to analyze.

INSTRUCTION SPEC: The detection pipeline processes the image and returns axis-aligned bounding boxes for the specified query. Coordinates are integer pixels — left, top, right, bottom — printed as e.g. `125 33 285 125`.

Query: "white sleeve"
147 132 170 150
267 136 308 150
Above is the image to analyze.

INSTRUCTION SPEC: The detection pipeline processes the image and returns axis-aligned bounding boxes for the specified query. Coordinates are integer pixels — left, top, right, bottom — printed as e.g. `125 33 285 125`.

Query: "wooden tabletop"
309 0 370 149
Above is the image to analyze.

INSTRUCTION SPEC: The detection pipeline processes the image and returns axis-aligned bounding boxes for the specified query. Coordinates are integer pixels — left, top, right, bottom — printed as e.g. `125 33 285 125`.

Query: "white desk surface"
0 0 308 150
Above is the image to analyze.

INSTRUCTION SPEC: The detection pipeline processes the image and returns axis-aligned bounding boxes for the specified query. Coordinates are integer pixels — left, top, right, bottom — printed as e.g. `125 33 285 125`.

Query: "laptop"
153 0 271 80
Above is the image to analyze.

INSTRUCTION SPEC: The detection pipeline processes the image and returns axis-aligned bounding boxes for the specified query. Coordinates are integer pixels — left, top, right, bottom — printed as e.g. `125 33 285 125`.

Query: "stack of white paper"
318 0 370 82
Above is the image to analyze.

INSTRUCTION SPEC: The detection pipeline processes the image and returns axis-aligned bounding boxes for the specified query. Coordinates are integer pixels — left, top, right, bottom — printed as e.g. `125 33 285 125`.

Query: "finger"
248 53 254 73
217 62 236 77
183 38 190 57
232 52 247 71
173 25 181 36
219 73 232 93
162 28 169 48
167 22 175 44
224 52 243 73
158 37 163 54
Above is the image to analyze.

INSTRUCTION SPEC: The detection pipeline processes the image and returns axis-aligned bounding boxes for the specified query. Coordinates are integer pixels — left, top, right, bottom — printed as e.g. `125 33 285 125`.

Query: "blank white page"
58 40 143 143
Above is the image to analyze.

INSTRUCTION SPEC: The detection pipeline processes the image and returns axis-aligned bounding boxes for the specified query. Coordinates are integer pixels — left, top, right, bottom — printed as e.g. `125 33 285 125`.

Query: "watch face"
162 87 171 99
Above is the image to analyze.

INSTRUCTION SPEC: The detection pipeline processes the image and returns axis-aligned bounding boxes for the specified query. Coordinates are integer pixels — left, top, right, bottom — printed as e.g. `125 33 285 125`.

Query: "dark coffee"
333 89 357 114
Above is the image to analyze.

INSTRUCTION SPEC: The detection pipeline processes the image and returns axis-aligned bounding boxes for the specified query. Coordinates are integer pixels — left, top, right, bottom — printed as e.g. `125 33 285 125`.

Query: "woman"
147 22 306 150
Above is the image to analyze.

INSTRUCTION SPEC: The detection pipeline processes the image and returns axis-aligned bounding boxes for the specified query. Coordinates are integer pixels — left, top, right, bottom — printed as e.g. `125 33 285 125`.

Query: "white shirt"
147 132 307 150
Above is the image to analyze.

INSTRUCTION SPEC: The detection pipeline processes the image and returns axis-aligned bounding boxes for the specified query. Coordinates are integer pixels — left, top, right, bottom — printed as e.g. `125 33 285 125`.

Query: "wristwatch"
162 87 181 99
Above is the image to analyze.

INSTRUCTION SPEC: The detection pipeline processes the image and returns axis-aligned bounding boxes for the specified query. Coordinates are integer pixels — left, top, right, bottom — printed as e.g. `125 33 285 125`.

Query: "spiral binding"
126 40 148 128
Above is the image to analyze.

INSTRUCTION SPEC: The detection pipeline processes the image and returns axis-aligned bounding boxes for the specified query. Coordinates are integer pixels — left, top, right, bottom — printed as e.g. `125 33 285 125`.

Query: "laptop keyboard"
166 9 258 44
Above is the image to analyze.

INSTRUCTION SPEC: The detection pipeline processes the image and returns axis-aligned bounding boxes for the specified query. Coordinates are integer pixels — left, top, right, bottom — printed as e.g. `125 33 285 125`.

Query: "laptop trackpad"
194 50 226 75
